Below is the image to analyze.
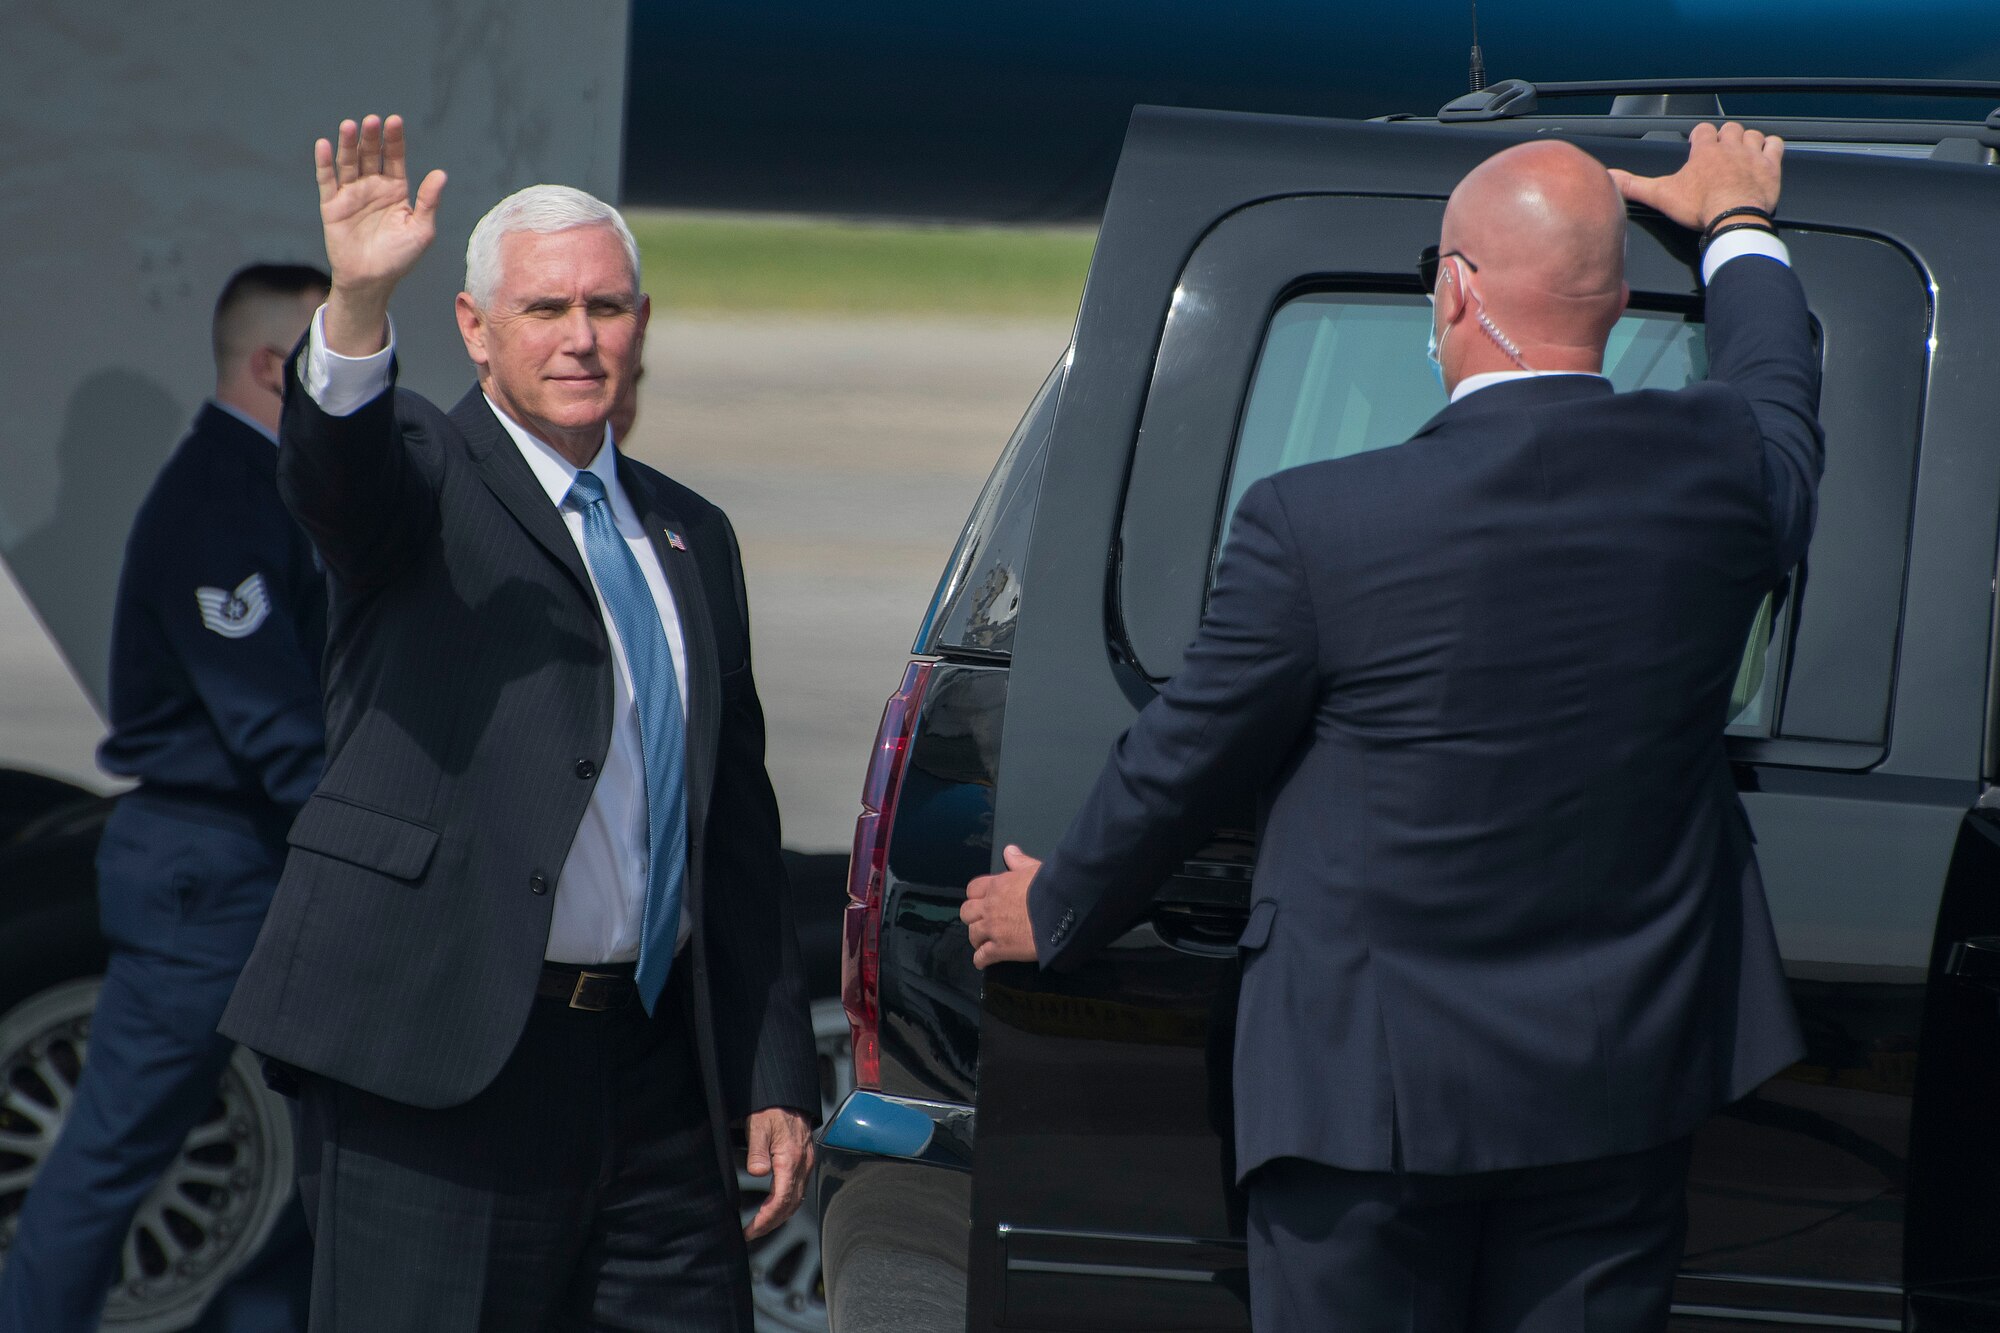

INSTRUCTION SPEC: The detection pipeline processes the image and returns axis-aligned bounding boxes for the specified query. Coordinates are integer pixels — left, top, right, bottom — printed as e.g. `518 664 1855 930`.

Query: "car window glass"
1221 292 1709 516
1216 291 1777 732
916 354 1064 658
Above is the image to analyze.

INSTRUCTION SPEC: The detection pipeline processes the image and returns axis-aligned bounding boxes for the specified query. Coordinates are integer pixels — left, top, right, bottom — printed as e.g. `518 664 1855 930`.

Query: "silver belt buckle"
569 971 619 1011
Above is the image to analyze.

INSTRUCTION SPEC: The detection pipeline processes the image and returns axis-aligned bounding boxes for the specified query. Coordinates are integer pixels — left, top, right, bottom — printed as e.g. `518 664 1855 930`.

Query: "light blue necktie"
565 470 686 1014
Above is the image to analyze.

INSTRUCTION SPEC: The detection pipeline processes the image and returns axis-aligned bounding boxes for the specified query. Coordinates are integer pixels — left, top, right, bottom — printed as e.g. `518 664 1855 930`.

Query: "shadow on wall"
5 369 185 709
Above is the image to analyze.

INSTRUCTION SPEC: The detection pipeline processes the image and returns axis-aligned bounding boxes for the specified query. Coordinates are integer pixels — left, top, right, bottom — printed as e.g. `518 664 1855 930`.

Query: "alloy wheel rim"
0 978 294 1333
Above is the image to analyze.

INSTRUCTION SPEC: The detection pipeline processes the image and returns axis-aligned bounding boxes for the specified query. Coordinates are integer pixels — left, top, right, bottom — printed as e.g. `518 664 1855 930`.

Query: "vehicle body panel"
1905 810 2000 1327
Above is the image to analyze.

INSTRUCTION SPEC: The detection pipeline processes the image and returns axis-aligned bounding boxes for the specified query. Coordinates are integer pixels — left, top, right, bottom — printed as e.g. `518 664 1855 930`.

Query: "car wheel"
0 977 295 1333
738 997 854 1333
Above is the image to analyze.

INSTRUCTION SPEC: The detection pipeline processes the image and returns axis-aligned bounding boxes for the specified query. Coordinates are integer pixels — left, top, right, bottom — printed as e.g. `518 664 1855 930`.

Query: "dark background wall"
626 0 2000 221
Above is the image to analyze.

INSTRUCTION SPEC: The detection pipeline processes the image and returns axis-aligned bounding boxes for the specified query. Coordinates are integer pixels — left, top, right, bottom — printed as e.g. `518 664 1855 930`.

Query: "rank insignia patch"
196 573 272 639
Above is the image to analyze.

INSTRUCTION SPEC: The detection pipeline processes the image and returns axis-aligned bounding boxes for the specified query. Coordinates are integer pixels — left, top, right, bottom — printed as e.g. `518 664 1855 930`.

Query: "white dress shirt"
302 307 691 963
1451 228 1792 405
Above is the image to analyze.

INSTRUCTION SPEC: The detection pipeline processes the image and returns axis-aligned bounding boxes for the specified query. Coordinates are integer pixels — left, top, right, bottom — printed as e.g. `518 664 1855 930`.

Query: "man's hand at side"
962 845 1042 970
743 1107 814 1240
316 114 447 356
1609 120 1783 233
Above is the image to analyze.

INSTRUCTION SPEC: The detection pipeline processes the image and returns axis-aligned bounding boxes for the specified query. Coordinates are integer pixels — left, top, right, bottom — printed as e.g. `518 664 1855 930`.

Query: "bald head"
1438 141 1629 357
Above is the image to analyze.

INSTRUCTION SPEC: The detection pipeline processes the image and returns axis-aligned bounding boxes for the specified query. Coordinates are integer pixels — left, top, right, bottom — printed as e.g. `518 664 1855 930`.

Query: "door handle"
1150 900 1250 956
1945 936 2000 994
1150 869 1250 957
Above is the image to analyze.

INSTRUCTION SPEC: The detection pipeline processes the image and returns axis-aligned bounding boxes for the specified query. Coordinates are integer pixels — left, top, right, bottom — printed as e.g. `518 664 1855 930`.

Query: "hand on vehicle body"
1609 120 1783 232
963 844 1043 969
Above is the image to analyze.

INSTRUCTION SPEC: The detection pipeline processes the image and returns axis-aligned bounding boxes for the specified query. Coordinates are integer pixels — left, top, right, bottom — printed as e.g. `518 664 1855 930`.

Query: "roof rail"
1609 93 1724 118
1439 76 2000 124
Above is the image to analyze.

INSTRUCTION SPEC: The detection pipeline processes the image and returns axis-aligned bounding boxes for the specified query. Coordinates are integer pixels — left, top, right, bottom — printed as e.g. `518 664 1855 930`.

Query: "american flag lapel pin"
664 529 688 552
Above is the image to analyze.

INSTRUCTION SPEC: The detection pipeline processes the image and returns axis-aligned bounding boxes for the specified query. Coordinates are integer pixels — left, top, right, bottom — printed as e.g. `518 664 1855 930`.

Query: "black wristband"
1700 219 1779 254
1703 204 1775 236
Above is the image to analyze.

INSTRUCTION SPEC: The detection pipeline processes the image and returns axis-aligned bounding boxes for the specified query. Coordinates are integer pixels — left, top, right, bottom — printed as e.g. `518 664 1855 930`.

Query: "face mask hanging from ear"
1426 254 1459 391
1426 294 1449 391
1427 256 1527 392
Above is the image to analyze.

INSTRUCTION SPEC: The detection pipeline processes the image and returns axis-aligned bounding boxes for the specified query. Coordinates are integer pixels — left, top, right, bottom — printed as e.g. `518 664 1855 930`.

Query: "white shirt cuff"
302 304 396 417
1701 229 1791 285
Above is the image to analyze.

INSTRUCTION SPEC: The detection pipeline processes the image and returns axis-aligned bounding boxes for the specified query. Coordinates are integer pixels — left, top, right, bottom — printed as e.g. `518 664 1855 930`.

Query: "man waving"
222 115 816 1331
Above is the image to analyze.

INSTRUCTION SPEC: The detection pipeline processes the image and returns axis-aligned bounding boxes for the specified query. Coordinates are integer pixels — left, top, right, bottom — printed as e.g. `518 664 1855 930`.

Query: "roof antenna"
1468 0 1488 92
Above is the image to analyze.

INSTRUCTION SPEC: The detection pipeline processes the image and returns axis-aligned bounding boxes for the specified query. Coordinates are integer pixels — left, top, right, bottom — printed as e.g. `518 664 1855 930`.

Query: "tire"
738 997 855 1333
0 976 296 1333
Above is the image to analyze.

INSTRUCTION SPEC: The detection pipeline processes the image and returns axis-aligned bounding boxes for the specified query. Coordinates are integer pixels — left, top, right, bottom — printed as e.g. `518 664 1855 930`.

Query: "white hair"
463 184 641 309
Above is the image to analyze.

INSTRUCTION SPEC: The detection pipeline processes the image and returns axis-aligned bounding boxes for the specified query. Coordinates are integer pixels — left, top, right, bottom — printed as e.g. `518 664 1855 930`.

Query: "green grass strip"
626 211 1095 317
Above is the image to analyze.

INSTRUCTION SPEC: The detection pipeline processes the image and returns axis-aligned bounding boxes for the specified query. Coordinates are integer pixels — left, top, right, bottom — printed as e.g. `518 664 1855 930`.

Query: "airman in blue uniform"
0 264 332 1333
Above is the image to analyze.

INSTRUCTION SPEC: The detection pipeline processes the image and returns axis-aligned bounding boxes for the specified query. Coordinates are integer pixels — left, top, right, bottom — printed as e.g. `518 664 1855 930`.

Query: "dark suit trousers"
292 973 749 1332
1247 1138 1692 1333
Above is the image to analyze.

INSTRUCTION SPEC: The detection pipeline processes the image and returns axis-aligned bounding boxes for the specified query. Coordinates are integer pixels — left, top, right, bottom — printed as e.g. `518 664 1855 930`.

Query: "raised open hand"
1609 121 1783 234
316 114 446 355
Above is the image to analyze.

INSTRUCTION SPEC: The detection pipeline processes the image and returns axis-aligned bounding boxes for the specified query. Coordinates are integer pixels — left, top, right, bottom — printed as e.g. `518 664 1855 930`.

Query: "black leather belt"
537 962 639 1012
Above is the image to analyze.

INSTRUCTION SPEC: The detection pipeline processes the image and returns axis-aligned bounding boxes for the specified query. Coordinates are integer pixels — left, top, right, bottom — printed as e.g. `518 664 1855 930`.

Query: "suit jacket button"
529 873 549 895
574 758 597 780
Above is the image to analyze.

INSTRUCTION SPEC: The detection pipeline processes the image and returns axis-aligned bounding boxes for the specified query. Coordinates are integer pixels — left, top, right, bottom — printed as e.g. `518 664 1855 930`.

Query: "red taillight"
842 660 935 1090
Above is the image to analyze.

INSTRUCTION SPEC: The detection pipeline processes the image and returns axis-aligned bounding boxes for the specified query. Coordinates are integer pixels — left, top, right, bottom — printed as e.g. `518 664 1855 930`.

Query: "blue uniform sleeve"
141 513 326 808
1028 476 1321 971
1702 253 1826 578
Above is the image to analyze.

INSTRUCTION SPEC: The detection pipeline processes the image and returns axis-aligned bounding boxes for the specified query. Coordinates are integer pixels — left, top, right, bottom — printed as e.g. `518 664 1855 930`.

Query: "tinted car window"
916 354 1064 658
1223 292 1708 516
1217 292 1778 730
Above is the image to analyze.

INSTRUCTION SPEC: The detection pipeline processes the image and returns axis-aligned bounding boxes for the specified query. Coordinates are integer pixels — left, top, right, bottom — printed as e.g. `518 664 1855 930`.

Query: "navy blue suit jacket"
1029 254 1822 1178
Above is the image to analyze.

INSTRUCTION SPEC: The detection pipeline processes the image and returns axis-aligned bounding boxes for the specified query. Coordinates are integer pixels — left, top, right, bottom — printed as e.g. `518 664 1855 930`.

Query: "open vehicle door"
970 104 2000 1332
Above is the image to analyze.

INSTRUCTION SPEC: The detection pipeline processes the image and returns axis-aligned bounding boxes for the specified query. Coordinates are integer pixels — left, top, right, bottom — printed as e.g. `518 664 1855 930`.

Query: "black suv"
816 80 2000 1332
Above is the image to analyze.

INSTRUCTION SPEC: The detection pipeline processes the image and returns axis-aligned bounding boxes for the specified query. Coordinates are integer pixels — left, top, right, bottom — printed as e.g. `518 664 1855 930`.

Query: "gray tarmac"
0 313 1073 852
629 314 1071 851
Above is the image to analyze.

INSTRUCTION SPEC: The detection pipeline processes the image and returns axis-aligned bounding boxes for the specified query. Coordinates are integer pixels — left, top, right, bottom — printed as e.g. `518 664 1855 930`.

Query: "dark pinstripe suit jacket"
1032 256 1819 1179
221 356 818 1156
